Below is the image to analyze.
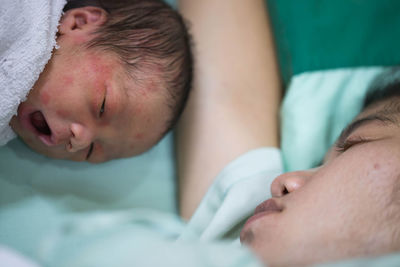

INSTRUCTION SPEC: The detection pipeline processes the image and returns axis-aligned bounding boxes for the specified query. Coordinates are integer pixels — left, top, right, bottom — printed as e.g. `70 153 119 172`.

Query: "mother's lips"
243 198 283 229
254 198 282 215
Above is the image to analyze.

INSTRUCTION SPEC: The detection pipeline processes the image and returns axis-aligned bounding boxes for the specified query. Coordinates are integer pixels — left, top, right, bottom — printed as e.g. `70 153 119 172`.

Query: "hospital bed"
1 0 400 266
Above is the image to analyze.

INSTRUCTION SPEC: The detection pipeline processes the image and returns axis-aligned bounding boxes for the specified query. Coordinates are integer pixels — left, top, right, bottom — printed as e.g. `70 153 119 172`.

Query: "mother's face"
240 98 400 267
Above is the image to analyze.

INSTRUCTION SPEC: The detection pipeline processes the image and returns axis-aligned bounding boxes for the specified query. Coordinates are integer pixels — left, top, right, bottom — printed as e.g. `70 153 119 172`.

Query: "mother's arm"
176 0 281 220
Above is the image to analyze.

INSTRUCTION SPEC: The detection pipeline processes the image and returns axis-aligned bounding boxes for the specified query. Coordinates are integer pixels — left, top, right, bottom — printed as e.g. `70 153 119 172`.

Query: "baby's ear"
58 7 107 41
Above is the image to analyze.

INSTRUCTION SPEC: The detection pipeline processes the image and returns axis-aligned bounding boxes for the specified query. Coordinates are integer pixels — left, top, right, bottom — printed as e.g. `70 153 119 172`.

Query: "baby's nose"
66 123 94 152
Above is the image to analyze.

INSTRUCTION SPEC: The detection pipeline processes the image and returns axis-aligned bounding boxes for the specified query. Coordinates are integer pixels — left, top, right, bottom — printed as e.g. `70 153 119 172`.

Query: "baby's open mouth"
30 111 51 136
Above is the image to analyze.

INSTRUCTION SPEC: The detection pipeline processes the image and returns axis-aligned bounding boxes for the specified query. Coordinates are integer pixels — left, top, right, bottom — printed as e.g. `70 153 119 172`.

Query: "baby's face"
10 38 170 162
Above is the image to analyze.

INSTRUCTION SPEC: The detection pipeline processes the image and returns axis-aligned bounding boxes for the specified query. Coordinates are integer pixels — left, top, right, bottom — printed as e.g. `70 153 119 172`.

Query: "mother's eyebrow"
336 114 397 146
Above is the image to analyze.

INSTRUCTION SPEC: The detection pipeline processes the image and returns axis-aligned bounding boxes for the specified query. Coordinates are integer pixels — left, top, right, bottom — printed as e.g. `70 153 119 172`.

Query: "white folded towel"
0 0 66 145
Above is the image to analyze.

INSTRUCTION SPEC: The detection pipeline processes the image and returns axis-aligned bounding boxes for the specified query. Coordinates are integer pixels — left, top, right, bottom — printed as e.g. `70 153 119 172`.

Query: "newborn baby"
6 0 192 162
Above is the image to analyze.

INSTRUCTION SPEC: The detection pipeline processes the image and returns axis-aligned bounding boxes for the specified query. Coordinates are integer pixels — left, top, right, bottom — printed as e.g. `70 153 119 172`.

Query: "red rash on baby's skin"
53 129 64 137
57 109 70 118
62 75 74 87
85 54 115 117
138 80 159 99
99 120 110 127
137 72 163 98
135 133 144 140
95 143 104 155
40 92 51 106
88 54 114 78
146 79 159 93
135 103 143 114
139 90 148 98
129 144 135 151
11 26 173 163
72 35 91 45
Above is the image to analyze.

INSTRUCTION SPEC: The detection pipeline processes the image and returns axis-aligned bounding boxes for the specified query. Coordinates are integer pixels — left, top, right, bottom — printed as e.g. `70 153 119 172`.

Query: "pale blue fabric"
164 0 176 8
1 195 260 267
0 133 178 262
0 133 177 213
1 1 399 263
180 148 283 243
281 67 387 171
0 145 273 267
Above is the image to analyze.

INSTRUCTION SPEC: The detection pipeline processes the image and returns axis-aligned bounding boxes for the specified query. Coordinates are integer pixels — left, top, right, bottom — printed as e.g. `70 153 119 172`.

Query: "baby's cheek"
57 109 70 118
52 128 65 138
23 136 34 145
146 79 160 93
40 92 51 106
96 143 104 155
71 35 92 45
138 80 159 98
134 133 144 140
61 75 74 87
88 54 114 79
134 102 143 114
99 120 110 127
128 143 136 151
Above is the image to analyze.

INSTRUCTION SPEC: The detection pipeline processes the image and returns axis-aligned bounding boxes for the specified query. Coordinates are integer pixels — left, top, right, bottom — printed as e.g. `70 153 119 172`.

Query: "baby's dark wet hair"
64 0 193 136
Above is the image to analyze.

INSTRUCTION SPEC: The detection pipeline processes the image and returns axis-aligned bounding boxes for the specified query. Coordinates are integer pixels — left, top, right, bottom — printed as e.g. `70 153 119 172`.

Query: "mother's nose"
270 169 316 197
66 123 94 152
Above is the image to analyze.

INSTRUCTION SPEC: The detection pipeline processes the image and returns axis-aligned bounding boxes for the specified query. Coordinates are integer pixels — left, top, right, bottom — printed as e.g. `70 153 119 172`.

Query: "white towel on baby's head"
0 0 66 145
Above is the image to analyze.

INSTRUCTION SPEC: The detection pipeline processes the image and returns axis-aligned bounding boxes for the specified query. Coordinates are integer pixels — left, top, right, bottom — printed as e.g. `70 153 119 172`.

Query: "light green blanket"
2 0 400 265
